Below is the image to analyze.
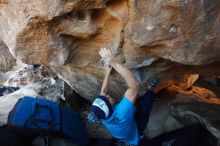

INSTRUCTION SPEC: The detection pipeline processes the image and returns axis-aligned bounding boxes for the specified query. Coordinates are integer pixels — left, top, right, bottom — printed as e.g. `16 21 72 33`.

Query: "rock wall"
0 40 15 71
0 0 220 100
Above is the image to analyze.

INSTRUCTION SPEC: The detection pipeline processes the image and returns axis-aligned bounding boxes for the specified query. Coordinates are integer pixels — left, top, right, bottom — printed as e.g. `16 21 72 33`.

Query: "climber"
87 48 160 146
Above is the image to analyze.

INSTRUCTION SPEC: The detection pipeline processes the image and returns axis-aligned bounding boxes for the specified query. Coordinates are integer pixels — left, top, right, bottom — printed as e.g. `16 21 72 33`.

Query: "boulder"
0 0 220 100
0 41 15 71
170 94 220 143
125 0 220 65
195 76 220 97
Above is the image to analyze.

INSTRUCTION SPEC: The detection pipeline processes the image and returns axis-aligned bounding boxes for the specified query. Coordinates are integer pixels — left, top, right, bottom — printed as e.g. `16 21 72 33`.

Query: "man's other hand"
99 48 115 66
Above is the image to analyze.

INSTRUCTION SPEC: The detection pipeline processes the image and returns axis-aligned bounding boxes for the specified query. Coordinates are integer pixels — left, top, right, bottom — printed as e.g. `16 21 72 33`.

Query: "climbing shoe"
149 78 160 89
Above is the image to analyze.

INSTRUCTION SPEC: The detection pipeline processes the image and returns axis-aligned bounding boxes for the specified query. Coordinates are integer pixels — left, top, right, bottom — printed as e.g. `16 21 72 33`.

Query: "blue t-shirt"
102 96 139 145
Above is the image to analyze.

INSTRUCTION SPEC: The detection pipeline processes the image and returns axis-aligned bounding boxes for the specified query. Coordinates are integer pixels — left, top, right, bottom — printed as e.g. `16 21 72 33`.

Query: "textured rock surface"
0 40 15 71
0 64 66 125
0 0 220 100
145 78 220 139
170 98 220 140
125 0 220 65
144 90 184 138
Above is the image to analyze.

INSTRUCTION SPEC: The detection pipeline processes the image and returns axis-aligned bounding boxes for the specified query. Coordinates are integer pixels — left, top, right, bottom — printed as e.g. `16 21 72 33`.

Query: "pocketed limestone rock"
0 41 15 72
0 0 220 102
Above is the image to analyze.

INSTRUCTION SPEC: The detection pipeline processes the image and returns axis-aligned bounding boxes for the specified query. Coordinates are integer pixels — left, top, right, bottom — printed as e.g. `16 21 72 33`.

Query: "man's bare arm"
111 61 140 103
99 48 140 103
100 66 112 95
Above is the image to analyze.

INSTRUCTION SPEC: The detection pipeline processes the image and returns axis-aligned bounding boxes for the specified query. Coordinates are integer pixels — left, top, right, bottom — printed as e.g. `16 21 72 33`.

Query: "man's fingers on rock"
101 49 106 57
99 51 104 58
107 50 111 56
102 51 107 57
100 48 112 59
100 49 106 58
103 48 107 52
105 49 109 55
102 52 108 58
